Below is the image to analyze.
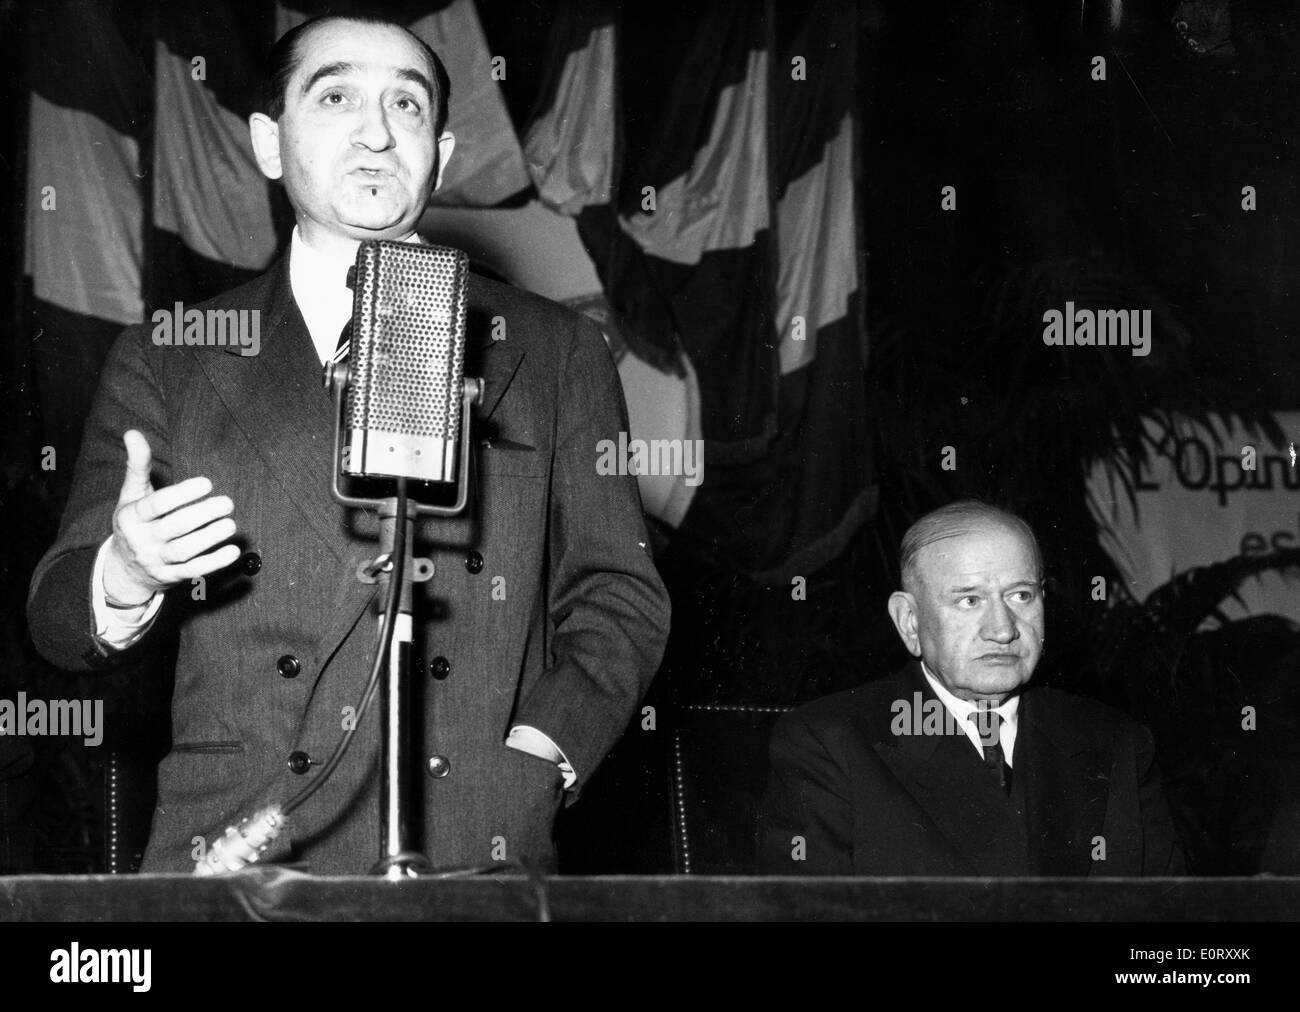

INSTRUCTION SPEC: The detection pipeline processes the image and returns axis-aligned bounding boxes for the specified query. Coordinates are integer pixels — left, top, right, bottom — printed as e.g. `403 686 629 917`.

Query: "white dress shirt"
92 226 574 787
920 660 1019 766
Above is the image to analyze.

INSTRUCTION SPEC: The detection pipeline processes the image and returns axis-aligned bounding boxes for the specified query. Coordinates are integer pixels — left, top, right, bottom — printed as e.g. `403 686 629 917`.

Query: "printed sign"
1088 413 1300 621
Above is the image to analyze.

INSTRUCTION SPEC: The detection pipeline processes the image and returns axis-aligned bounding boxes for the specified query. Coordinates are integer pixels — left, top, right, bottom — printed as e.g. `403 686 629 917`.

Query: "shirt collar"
920 660 1020 726
290 227 360 290
287 226 421 364
288 226 423 285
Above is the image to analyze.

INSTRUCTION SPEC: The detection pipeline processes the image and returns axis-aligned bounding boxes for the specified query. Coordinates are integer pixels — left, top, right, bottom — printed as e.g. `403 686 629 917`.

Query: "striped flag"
153 2 279 304
23 0 150 502
527 0 872 581
522 1 615 216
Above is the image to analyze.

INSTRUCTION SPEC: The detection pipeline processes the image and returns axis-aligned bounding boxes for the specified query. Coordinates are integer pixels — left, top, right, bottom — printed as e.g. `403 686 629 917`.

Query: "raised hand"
102 430 241 605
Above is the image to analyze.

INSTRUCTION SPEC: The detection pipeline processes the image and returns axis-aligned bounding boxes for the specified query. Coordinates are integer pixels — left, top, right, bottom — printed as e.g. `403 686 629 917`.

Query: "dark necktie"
970 708 1012 796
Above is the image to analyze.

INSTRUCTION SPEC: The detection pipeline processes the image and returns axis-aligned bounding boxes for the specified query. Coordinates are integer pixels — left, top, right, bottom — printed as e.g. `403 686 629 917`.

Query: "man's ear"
248 113 283 181
433 131 456 191
887 591 922 657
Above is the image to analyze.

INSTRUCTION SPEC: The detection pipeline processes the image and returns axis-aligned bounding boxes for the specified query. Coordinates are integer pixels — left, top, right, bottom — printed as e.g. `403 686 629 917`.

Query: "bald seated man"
758 500 1186 876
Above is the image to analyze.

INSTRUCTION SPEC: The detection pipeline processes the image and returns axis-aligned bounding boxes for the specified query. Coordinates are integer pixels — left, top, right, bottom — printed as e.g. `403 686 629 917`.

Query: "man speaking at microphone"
27 15 670 874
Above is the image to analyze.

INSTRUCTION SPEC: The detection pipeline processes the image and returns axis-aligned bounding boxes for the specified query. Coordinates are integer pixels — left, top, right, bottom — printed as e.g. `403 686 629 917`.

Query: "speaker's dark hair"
262 15 451 137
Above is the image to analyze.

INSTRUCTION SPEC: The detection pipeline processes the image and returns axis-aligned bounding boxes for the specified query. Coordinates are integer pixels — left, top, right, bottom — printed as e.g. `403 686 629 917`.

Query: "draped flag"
410 0 532 206
153 3 279 305
522 3 615 216
23 0 150 503
528 0 872 582
762 0 873 579
522 1 702 528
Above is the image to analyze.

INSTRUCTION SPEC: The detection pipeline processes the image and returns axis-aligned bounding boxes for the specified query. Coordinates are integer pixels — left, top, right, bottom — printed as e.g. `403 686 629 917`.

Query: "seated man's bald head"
899 500 1043 595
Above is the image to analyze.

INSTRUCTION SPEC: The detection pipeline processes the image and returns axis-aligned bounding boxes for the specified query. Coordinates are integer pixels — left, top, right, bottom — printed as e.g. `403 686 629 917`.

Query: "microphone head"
344 240 469 483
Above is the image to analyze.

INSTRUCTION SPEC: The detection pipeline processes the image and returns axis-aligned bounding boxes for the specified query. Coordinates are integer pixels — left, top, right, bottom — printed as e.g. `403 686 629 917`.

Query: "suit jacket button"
426 754 451 778
464 551 483 574
240 551 262 576
288 750 312 774
276 654 301 679
430 656 451 680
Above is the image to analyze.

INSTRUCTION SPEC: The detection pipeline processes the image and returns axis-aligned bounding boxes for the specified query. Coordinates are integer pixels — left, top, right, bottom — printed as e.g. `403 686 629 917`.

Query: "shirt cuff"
91 538 163 650
506 724 577 790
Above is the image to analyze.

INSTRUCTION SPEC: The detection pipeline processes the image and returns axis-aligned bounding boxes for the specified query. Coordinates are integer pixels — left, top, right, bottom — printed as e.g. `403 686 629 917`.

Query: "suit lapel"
192 254 345 559
191 256 380 678
464 279 525 424
1019 690 1111 875
867 664 982 873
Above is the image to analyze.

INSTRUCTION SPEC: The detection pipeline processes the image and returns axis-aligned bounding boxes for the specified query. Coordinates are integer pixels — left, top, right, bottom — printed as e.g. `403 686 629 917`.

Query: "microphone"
342 240 470 485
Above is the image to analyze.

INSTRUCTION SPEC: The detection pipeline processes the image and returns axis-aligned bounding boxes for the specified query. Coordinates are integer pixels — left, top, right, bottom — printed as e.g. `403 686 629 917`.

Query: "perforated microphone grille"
345 240 468 482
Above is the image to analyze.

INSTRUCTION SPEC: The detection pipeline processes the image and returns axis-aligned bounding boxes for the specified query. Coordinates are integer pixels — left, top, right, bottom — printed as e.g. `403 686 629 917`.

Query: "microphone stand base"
371 851 435 880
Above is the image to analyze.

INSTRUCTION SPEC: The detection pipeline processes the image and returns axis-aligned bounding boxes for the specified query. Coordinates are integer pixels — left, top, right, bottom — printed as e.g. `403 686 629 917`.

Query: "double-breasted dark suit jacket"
758 662 1186 876
28 254 670 873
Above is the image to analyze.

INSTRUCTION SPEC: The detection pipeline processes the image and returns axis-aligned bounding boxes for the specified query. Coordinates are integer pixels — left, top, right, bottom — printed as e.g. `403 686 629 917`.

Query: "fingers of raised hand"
127 476 215 524
112 478 239 590
152 495 235 543
158 517 238 566
158 542 243 583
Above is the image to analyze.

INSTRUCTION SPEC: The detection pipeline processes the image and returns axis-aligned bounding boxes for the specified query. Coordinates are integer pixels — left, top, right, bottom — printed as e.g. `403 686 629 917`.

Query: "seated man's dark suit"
758 662 1186 876
28 253 670 873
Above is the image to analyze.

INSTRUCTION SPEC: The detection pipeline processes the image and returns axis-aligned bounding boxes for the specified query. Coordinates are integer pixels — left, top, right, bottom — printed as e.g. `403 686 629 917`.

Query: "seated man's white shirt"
921 661 1020 765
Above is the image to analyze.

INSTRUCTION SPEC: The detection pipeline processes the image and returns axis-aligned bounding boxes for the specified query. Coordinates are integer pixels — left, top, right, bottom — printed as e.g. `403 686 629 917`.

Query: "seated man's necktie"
970 708 1012 796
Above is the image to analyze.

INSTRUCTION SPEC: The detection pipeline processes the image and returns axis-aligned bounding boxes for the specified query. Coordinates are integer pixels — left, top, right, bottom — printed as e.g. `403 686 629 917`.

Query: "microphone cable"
194 480 408 873
285 477 408 816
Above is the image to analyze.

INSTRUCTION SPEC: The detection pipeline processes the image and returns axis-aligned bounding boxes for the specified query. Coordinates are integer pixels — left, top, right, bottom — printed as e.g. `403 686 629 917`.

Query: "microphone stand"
325 359 482 879
370 487 428 878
